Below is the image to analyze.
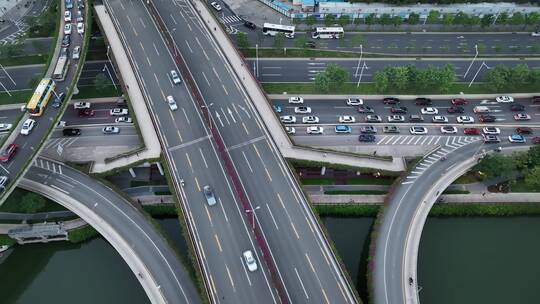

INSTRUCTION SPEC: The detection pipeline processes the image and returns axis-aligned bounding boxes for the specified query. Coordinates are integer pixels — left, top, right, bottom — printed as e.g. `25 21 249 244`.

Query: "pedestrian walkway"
221 0 287 26
193 1 406 172
220 15 242 24
92 5 161 173
376 135 479 147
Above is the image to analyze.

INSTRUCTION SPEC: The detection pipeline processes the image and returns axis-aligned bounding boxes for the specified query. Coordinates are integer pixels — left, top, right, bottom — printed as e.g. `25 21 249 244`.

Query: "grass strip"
324 190 387 195
76 85 121 99
442 189 471 194
0 234 16 246
68 225 99 243
0 55 48 67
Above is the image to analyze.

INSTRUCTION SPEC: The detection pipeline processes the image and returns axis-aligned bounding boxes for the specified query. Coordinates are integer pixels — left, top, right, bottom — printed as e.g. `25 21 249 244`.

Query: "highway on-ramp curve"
103 0 357 302
21 157 200 304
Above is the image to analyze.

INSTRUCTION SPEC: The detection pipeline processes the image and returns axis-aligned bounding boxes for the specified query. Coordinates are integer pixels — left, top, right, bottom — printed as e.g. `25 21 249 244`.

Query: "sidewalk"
193 1 406 172
268 93 540 101
91 5 161 173
221 0 288 26
309 193 540 204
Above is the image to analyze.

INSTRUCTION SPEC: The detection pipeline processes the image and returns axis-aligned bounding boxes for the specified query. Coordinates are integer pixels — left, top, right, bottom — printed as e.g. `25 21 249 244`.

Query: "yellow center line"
214 234 222 252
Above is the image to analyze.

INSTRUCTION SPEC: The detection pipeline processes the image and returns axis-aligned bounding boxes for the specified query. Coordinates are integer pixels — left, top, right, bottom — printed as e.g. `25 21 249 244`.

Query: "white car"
532 31 540 37
409 126 428 135
0 123 12 132
72 46 80 59
420 107 438 115
280 115 296 124
294 106 311 114
365 115 382 123
242 250 258 272
20 119 36 135
338 115 355 123
77 22 84 34
513 113 531 121
456 116 474 124
432 115 448 123
115 117 133 123
73 101 91 109
64 10 71 22
302 116 319 124
102 126 120 134
167 95 178 111
64 23 72 35
285 127 295 134
288 96 303 104
387 115 404 123
496 95 514 103
210 1 222 11
306 126 323 134
346 98 363 106
440 126 458 134
483 127 500 135
110 108 129 116
170 70 182 84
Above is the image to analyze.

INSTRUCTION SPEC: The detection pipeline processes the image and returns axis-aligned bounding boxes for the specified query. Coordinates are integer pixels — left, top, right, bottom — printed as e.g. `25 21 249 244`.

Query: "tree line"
374 64 455 93
350 0 536 4
294 11 540 28
486 64 540 92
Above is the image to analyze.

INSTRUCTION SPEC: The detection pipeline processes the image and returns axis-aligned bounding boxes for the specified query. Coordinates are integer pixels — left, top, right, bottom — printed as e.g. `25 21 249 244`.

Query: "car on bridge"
365 115 382 123
203 185 217 206
360 126 377 134
358 134 376 142
516 127 533 135
62 34 70 47
73 101 91 109
102 126 120 134
383 125 400 133
242 250 258 272
63 128 81 137
390 106 407 114
387 115 404 123
447 106 464 114
513 113 531 121
335 125 352 134
52 92 65 108
463 128 480 135
496 95 514 103
421 107 438 115
64 23 72 35
451 98 468 105
432 115 448 123
280 115 296 124
409 126 428 135
170 70 182 84
338 115 355 123
483 127 500 135
294 106 311 114
358 105 374 113
440 126 457 134
483 134 500 143
0 144 17 163
167 96 178 111
456 116 474 124
383 97 400 105
77 22 85 34
508 134 526 143
20 119 36 135
415 97 432 106
346 98 363 106
479 115 496 123
302 116 319 124
288 96 303 104
306 126 323 134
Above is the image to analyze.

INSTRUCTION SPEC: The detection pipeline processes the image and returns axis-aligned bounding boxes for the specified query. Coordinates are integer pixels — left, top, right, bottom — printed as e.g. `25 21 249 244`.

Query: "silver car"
203 185 217 206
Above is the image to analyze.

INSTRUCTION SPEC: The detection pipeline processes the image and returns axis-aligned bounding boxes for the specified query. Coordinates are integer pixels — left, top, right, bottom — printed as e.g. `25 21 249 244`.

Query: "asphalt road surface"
250 58 540 83
61 101 130 125
23 157 200 303
105 0 356 302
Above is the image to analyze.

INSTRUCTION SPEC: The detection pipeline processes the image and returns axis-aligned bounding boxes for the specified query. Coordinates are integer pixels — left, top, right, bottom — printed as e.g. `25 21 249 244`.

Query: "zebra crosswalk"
376 135 479 147
221 15 242 24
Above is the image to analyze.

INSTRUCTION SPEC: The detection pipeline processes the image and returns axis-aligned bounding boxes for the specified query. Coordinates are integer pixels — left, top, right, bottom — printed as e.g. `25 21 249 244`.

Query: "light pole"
468 61 491 87
255 43 259 78
463 44 478 79
354 44 363 77
201 102 214 129
245 206 261 230
356 62 368 88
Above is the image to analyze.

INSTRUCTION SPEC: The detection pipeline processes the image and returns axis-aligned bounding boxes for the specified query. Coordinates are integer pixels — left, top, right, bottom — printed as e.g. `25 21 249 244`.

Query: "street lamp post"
356 62 368 88
463 44 478 79
245 206 261 230
354 44 363 78
468 61 491 87
201 102 214 129
255 44 259 78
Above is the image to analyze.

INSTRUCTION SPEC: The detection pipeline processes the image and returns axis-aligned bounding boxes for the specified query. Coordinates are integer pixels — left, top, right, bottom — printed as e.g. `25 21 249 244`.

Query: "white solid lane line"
240 257 252 286
295 267 309 299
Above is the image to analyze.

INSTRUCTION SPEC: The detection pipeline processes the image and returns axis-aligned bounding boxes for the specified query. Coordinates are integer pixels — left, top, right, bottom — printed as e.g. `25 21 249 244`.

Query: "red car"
464 128 480 135
451 98 468 105
78 108 95 117
531 96 540 103
532 137 540 145
0 143 17 163
383 97 400 105
516 127 533 135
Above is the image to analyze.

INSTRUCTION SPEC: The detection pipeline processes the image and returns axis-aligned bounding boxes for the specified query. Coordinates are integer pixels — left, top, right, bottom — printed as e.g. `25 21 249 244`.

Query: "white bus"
311 27 344 39
262 23 295 39
52 56 70 82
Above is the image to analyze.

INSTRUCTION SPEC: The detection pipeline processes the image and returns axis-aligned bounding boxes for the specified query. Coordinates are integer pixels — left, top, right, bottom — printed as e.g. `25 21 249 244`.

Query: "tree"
481 14 494 28
442 14 454 27
529 68 540 86
20 193 46 213
510 12 525 26
94 73 110 92
525 166 540 190
496 12 509 25
365 14 377 28
486 65 510 91
236 32 250 50
315 64 348 92
273 33 284 50
324 14 336 27
380 14 392 27
474 154 516 180
426 10 440 24
408 13 420 25
526 146 540 168
338 15 350 27
0 43 23 58
374 71 389 92
525 12 540 26
509 64 530 87
391 16 402 27
453 12 469 26
305 15 316 29
468 15 481 27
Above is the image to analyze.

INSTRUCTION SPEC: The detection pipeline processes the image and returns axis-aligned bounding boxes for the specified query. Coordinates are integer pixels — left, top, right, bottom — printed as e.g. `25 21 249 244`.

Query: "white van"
473 106 490 114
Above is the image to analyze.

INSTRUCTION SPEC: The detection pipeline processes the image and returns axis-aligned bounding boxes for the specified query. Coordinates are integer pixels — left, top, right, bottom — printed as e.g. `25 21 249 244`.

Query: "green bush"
430 203 540 216
142 205 178 217
315 205 381 217
69 225 100 243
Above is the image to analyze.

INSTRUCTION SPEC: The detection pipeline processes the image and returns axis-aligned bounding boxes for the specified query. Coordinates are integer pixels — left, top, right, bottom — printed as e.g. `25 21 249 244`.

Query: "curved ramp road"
21 157 200 304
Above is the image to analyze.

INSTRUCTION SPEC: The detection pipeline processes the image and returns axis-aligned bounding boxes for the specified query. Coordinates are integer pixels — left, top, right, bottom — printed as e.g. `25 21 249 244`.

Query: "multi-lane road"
104 0 356 302
250 58 540 83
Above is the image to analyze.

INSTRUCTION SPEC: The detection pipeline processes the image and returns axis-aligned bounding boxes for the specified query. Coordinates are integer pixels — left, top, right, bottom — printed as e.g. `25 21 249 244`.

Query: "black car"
383 97 400 105
305 41 316 48
409 114 424 122
358 105 375 113
52 92 66 108
415 97 433 106
510 104 525 111
358 134 376 142
479 115 496 123
483 134 500 143
243 20 257 29
360 126 377 134
390 106 407 114
63 128 81 136
447 106 464 113
62 34 70 47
